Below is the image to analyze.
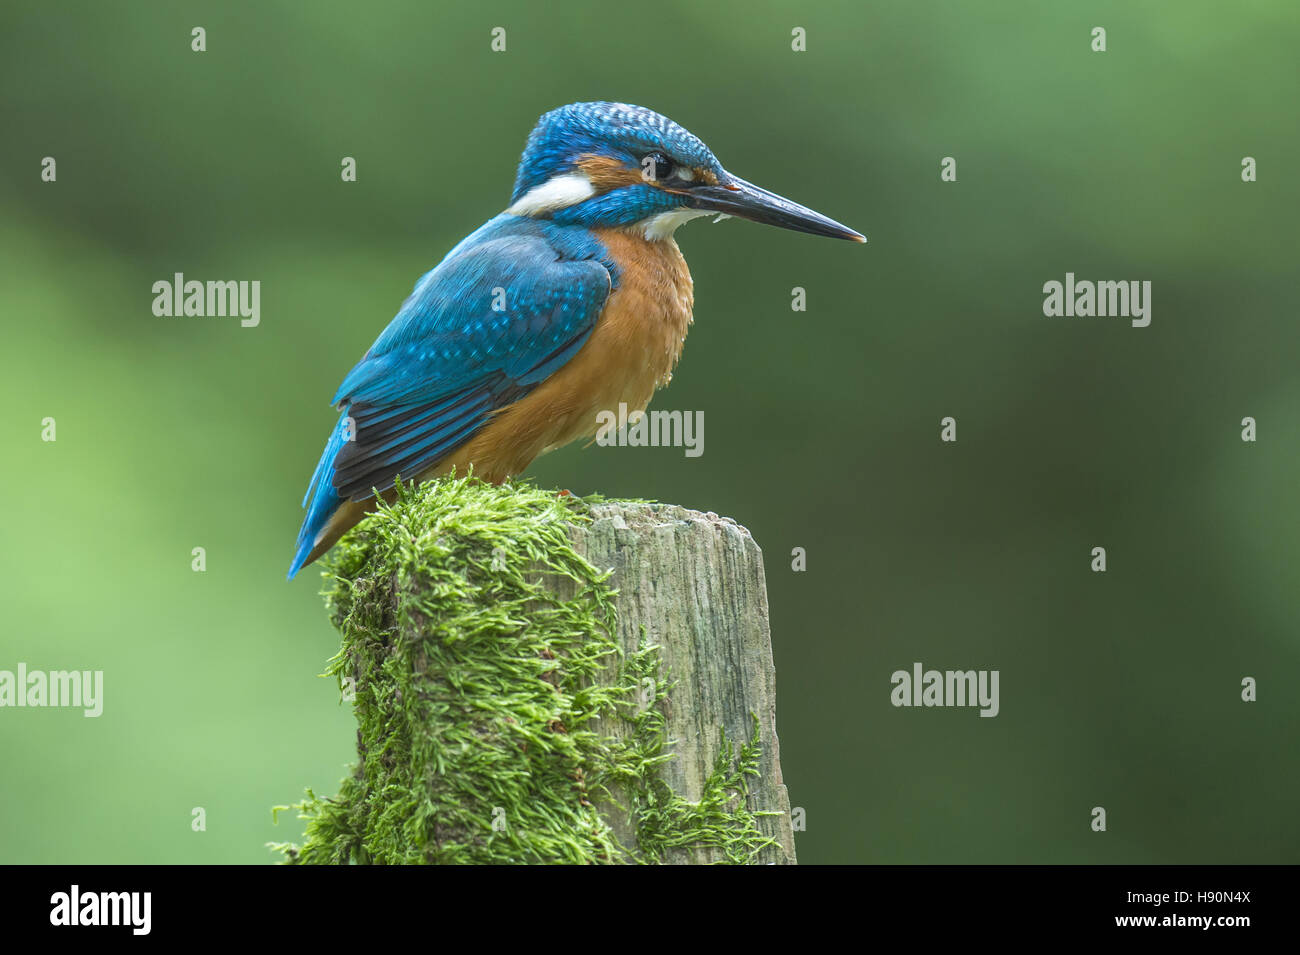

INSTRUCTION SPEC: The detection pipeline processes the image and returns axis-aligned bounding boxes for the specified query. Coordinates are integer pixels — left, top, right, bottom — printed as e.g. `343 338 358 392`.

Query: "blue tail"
288 412 350 579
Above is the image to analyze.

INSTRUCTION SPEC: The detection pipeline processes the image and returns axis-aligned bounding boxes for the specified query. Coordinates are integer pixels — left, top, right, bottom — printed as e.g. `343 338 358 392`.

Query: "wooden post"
280 482 794 865
565 503 794 864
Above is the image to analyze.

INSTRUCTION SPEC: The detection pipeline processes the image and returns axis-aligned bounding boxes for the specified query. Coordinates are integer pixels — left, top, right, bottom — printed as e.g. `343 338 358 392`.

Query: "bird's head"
508 102 865 243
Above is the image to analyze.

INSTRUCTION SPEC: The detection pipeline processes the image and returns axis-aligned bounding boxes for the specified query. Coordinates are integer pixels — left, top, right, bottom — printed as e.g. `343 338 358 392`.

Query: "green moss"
272 474 777 864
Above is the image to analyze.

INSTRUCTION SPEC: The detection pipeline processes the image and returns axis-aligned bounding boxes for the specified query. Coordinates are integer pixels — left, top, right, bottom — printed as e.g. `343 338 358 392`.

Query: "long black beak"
687 174 865 242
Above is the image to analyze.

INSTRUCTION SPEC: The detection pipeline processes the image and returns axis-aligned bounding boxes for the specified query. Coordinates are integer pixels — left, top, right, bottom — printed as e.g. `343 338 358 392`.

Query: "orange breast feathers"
436 228 695 481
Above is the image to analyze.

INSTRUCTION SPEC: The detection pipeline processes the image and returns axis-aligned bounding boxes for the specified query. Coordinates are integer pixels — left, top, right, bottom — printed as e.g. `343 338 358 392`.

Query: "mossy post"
276 477 795 864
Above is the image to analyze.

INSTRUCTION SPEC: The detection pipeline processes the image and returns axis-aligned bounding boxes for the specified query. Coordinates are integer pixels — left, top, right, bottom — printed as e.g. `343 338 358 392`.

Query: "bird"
288 102 863 579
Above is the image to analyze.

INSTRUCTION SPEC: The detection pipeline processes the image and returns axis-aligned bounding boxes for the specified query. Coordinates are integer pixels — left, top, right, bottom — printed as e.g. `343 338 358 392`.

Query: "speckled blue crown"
511 102 723 202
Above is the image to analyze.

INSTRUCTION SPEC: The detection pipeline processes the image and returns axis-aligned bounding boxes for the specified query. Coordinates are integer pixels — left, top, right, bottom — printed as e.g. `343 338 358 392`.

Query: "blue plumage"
290 413 349 578
290 102 863 579
288 216 617 578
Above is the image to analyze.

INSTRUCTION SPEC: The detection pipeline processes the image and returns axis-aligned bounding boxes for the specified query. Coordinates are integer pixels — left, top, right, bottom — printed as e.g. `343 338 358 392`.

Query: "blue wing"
289 216 614 578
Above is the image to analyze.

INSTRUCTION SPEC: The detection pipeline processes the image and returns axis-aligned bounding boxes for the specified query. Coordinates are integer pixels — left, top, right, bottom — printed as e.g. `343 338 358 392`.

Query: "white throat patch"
640 208 709 241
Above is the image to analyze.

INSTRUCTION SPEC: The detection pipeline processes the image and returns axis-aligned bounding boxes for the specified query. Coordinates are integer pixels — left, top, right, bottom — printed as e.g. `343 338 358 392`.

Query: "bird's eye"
641 152 675 182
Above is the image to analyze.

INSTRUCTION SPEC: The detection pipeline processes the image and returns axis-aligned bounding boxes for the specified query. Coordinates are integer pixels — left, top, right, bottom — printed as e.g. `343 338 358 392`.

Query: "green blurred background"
2 0 1296 863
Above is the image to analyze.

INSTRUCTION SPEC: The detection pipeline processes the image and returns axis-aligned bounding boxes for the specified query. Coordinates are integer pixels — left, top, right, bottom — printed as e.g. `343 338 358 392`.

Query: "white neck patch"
506 172 596 216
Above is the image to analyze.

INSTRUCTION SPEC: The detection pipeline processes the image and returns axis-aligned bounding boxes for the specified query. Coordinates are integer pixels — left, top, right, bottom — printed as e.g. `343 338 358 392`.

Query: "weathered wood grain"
565 502 795 864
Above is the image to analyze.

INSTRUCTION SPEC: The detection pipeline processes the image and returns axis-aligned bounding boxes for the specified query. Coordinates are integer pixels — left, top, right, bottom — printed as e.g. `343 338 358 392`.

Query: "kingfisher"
289 102 863 578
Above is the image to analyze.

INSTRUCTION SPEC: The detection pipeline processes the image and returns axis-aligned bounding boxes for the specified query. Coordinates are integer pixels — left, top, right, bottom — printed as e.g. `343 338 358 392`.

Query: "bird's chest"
585 229 695 411
483 230 695 465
